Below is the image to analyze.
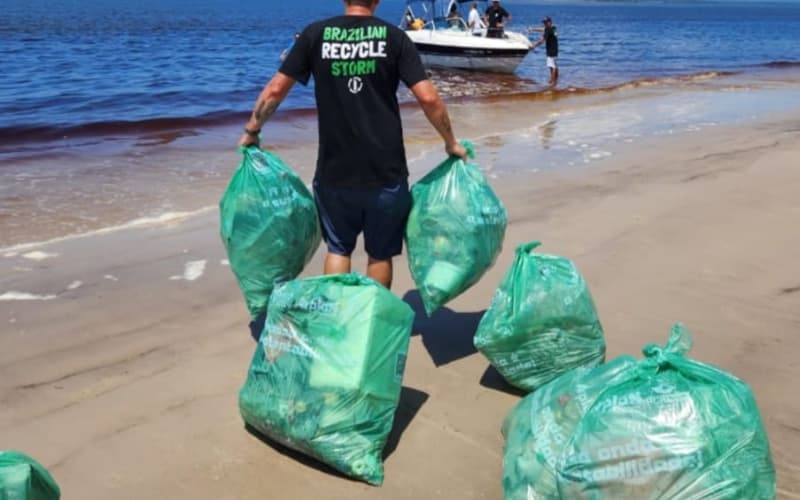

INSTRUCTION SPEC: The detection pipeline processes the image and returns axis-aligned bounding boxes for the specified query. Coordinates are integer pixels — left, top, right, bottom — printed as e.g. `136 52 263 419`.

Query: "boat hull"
404 29 531 74
415 43 529 73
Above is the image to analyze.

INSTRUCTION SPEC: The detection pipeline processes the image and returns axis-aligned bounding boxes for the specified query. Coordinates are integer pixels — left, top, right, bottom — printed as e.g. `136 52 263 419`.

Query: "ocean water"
3 0 800 140
1 0 800 248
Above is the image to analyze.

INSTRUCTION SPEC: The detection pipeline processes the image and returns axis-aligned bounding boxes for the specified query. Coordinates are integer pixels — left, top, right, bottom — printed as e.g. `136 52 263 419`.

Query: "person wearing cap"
530 16 559 86
238 0 467 305
483 0 511 39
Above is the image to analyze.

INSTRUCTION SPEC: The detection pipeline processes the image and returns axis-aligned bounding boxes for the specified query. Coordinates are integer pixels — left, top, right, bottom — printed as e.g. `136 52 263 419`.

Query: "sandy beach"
2 95 800 499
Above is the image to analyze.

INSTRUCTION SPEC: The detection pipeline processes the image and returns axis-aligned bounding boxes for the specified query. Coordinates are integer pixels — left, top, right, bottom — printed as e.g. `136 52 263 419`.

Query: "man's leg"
367 257 393 289
364 181 411 289
547 57 558 86
313 180 360 276
324 252 351 275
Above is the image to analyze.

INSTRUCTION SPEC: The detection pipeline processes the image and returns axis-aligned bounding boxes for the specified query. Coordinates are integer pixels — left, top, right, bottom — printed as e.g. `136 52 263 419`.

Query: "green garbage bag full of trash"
239 273 415 485
0 451 60 500
220 147 321 318
405 141 507 316
474 241 606 392
501 324 775 500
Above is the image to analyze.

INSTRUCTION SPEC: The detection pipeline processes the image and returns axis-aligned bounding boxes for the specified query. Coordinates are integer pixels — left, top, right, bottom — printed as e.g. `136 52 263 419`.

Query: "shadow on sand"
478 364 527 397
401 289 486 367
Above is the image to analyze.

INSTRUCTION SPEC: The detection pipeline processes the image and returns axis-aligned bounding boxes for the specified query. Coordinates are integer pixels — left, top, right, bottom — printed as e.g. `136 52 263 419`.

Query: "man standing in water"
238 0 466 292
530 16 559 86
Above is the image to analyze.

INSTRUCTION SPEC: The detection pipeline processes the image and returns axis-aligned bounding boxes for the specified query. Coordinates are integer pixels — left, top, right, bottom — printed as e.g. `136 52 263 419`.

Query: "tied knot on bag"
641 343 672 368
640 322 693 371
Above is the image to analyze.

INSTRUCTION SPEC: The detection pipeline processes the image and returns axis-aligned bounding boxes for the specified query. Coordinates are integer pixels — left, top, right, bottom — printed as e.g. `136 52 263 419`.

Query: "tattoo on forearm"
252 99 279 125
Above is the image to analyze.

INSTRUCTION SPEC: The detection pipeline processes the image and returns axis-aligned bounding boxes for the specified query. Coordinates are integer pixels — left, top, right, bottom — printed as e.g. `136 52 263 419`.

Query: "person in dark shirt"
238 0 467 293
483 0 511 39
530 16 559 86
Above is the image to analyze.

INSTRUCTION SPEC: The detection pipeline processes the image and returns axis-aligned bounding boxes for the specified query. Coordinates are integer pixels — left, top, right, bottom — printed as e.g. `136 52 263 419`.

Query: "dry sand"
1 112 799 499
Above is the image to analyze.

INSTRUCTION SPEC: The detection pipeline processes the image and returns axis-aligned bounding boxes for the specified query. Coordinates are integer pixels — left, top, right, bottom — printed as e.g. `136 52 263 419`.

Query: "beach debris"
405 141 507 315
169 260 206 281
21 251 59 261
220 147 320 319
239 274 413 486
501 324 775 500
474 241 606 392
0 292 57 301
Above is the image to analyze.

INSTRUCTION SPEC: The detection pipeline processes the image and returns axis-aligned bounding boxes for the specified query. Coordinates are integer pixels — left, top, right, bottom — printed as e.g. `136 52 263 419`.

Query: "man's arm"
530 27 545 49
409 80 467 159
237 72 297 147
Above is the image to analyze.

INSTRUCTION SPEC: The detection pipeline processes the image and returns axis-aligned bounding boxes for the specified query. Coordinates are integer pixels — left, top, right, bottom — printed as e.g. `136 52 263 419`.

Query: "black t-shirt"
280 16 427 188
544 25 558 57
484 5 510 28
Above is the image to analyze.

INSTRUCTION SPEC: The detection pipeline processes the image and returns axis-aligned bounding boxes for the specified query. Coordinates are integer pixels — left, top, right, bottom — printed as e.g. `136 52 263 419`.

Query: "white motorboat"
400 0 532 74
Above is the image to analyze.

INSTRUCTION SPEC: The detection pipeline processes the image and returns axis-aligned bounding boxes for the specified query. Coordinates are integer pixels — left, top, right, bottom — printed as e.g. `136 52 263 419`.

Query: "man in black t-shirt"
483 0 511 38
530 16 559 86
238 0 466 293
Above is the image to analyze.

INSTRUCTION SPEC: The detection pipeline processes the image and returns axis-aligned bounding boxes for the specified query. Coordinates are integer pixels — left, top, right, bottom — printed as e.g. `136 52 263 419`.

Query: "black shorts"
313 179 411 260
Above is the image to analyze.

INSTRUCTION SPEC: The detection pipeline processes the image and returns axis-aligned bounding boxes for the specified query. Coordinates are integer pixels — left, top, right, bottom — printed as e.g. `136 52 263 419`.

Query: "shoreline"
3 61 800 149
1 88 799 497
3 74 800 252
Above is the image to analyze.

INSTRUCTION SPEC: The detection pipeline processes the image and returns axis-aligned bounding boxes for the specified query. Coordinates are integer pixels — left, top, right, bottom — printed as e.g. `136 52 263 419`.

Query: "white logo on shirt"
348 76 363 94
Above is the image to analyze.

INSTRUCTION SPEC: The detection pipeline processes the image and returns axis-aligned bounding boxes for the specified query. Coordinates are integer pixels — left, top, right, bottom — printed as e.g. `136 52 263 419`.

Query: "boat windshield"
401 0 488 31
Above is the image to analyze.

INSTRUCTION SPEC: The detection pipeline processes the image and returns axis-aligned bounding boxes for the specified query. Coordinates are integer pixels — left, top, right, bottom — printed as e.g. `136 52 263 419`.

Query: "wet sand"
1 95 800 498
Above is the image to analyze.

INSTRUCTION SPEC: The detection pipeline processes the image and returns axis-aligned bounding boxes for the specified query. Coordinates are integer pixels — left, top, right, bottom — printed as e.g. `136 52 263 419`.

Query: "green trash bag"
474 241 606 392
0 451 60 500
405 141 507 316
501 324 775 500
220 146 321 318
238 273 415 485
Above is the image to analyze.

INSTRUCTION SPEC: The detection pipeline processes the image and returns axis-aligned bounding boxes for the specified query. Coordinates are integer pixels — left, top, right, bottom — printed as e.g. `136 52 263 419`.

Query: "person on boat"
238 0 467 295
467 1 485 35
483 0 511 38
530 16 559 86
404 8 415 28
447 4 463 28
